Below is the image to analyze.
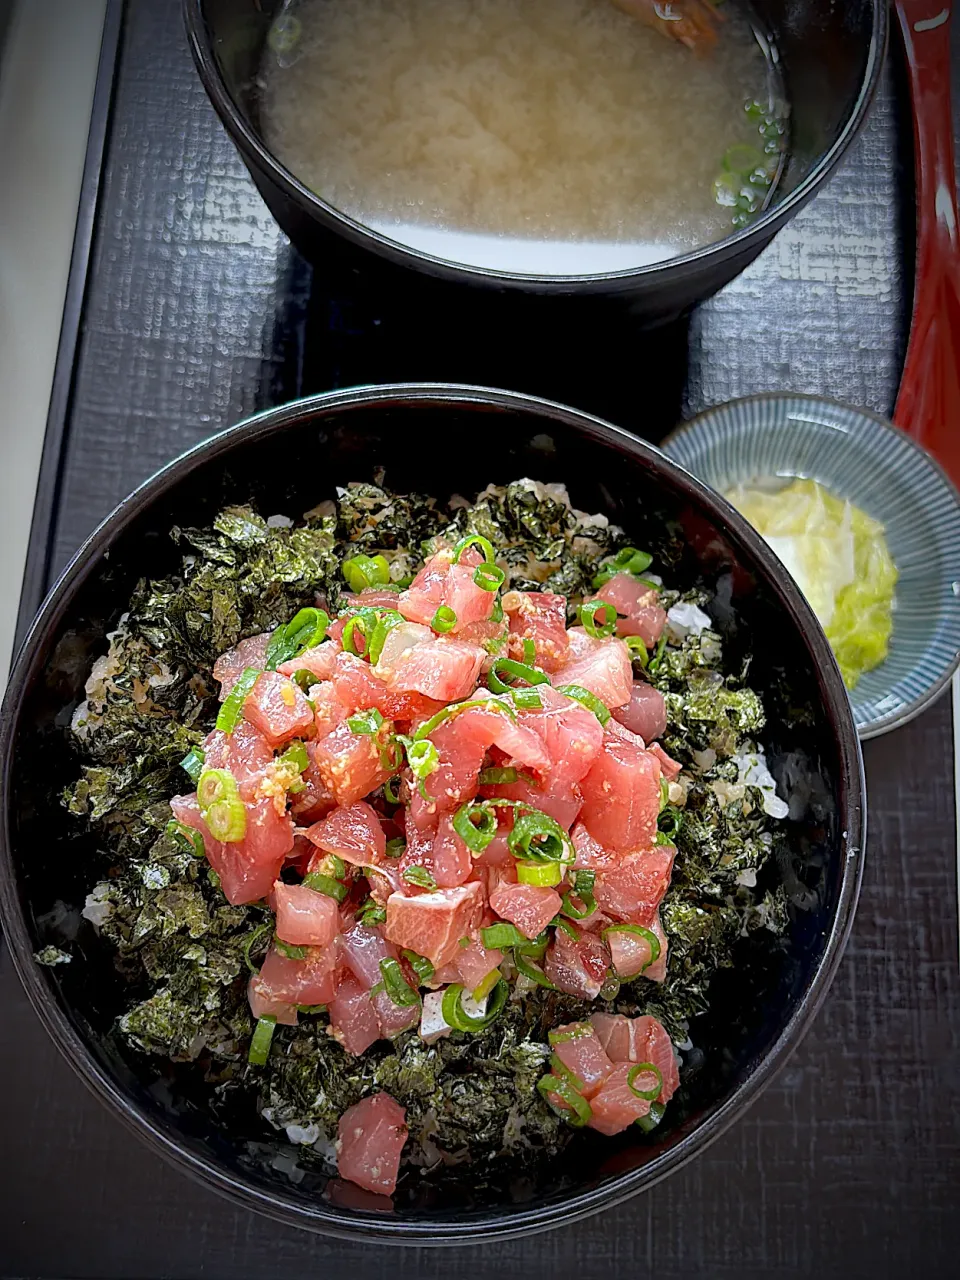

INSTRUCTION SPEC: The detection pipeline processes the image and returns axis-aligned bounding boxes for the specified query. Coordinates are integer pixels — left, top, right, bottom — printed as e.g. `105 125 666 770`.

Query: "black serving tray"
2 1 959 1275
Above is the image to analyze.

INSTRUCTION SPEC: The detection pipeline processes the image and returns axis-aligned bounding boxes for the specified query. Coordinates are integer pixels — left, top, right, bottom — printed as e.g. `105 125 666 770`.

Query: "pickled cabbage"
727 478 897 689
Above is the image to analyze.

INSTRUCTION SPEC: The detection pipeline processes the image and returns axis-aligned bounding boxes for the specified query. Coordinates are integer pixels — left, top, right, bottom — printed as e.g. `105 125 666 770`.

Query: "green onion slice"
514 951 557 988
521 637 536 664
401 950 435 984
197 768 246 842
431 605 457 634
367 609 405 665
215 667 261 734
478 766 519 786
537 1071 591 1126
474 563 505 592
265 607 331 670
627 1062 664 1102
561 869 597 920
357 899 387 927
383 778 402 806
384 836 405 858
441 979 508 1032
302 871 348 903
517 861 563 887
248 1016 277 1066
180 746 205 784
635 1100 666 1132
511 688 543 711
402 866 437 890
602 922 661 969
659 777 670 812
625 636 649 665
452 534 495 564
487 660 550 695
165 819 204 859
279 740 309 773
579 601 617 639
242 922 273 974
290 668 315 692
480 922 527 950
342 554 391 593
378 957 420 1007
548 1022 592 1045
556 683 610 725
647 635 667 675
659 806 682 841
379 737 404 773
274 938 308 961
552 915 579 938
508 809 574 865
413 695 516 742
592 546 653 588
347 707 385 736
452 800 498 854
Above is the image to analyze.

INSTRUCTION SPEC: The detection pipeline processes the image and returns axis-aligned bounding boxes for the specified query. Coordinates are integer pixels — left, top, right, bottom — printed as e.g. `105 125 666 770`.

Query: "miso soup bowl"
0 385 864 1242
183 0 886 319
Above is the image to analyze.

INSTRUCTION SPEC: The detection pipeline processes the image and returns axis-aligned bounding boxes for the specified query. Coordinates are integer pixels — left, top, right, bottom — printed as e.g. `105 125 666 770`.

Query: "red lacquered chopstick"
893 2 960 488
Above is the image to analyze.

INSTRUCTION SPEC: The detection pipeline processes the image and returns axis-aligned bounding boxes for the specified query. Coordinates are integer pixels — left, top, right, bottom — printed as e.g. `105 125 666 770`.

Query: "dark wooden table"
2 1 959 1275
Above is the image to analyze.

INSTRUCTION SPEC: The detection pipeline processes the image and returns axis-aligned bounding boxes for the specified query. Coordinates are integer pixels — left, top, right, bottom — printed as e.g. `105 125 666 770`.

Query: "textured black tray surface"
2 1 959 1275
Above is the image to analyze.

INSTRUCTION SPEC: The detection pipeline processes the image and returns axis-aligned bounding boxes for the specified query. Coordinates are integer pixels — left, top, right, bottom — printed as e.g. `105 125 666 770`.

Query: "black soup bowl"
0 386 864 1242
183 0 886 317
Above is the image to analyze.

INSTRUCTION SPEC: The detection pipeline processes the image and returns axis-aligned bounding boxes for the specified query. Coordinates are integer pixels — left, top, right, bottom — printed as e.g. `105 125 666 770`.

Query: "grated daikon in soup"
259 0 785 274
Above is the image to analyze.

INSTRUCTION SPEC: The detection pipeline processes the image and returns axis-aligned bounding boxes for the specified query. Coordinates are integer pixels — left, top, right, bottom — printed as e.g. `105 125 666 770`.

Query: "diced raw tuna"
454 702 552 773
274 881 340 948
310 682 350 738
587 1062 655 1135
312 721 392 807
339 922 396 989
389 637 485 703
336 1092 408 1195
579 727 662 852
504 591 570 672
519 685 604 786
455 934 503 992
247 973 297 1026
345 588 403 610
612 682 667 744
594 845 676 923
642 912 669 983
590 574 667 648
306 801 386 866
252 942 339 1009
242 670 315 748
648 742 682 781
489 881 561 939
291 741 338 823
384 881 484 968
570 821 617 871
604 920 661 979
427 814 473 888
328 975 382 1056
373 622 433 671
170 794 292 906
331 653 444 723
371 989 421 1038
278 639 340 682
551 633 633 710
543 925 608 999
588 1013 680 1103
398 549 496 633
550 1022 615 1098
483 774 583 832
201 721 273 800
213 632 271 699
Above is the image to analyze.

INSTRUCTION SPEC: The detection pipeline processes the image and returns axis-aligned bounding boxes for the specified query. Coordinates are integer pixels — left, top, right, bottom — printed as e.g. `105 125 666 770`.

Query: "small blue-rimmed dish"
662 393 960 739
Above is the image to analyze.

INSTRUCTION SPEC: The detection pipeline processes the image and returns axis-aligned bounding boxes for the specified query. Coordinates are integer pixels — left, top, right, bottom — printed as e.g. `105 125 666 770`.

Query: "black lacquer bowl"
184 0 886 319
0 387 864 1242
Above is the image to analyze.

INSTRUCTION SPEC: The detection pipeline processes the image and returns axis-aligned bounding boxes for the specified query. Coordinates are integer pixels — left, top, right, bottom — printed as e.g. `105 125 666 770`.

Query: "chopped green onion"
556 683 610 726
367 609 405 665
403 866 437 890
625 636 649 665
602 922 661 969
659 777 670 812
472 968 501 1001
274 938 308 961
548 1022 592 1045
508 809 574 865
452 800 498 854
516 929 550 960
441 979 509 1031
290 668 315 692
302 871 348 903
478 766 519 785
379 956 420 1007
659 806 682 841
579 601 617 639
552 915 579 938
197 768 246 842
215 667 261 734
635 1100 666 1132
384 837 405 858
487 659 550 695
474 563 505 592
413 696 516 741
599 974 621 1001
265 607 331 670
357 899 387 927
647 635 667 675
401 950 435 984
480 922 527 950
512 688 543 711
517 861 563 887
383 778 402 806
296 1003 327 1015
514 951 557 988
431 605 457 634
404 737 439 800
165 819 204 858
342 554 391 593
242 922 273 973
180 746 205 784
379 737 404 772
627 1062 664 1102
341 613 370 657
537 1071 591 1126
452 534 495 564
592 547 653 588
521 637 536 664
279 740 309 773
248 1015 277 1066
561 869 597 920
347 707 384 736
491 598 504 623
458 935 471 949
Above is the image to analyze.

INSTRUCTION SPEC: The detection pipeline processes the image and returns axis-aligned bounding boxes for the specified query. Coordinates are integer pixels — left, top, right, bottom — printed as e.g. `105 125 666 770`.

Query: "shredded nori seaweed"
62 481 787 1173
